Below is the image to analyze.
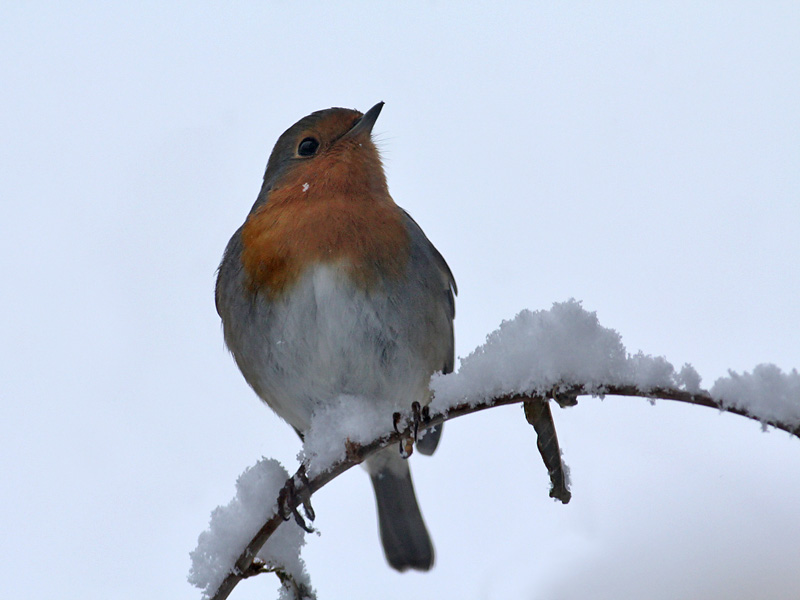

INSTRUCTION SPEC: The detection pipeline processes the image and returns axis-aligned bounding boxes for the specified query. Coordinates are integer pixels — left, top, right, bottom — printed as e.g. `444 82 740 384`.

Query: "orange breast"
241 160 410 296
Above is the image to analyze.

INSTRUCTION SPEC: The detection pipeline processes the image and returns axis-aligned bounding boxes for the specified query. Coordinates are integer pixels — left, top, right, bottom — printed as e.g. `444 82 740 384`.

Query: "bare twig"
207 383 798 600
523 397 571 503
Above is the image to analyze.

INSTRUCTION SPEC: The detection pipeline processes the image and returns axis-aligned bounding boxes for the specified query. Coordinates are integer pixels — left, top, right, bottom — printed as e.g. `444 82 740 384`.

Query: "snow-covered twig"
202 380 798 600
196 301 800 599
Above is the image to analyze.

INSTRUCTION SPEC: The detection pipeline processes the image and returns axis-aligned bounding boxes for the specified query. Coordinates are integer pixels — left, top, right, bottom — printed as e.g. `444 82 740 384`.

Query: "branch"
524 396 572 503
206 382 798 600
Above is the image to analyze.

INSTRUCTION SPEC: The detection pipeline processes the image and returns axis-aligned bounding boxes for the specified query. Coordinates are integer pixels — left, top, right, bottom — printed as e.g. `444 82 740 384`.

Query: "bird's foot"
392 401 433 458
277 465 315 532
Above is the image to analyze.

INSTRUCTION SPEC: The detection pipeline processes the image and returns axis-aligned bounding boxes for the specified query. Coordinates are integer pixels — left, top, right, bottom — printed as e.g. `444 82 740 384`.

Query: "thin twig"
524 397 571 503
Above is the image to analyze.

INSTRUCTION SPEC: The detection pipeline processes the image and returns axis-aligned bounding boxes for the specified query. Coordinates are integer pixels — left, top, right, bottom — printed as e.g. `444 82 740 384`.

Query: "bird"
215 102 456 572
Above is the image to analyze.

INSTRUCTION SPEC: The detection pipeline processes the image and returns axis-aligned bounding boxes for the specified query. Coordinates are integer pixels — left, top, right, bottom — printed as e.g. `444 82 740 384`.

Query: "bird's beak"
344 101 384 140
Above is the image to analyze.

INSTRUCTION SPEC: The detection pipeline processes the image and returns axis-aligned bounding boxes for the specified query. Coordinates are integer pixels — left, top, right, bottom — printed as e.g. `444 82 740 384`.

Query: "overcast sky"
2 3 799 599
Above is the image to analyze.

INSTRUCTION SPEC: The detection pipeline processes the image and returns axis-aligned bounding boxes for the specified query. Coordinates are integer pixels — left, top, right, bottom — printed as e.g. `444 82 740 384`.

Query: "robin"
215 102 456 571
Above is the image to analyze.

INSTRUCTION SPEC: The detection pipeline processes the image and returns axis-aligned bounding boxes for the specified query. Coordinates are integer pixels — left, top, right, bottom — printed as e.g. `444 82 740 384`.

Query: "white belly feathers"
236 263 431 432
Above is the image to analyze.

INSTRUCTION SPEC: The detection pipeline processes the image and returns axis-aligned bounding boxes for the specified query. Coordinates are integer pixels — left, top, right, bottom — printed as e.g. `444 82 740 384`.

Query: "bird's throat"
241 189 410 297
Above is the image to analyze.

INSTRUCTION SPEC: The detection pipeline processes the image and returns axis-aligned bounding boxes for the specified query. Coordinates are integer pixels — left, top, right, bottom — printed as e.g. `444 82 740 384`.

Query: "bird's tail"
367 450 434 571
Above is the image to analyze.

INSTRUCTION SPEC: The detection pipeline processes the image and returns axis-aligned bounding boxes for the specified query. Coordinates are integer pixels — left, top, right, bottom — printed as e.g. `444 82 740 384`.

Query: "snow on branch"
188 459 313 600
428 300 799 431
190 300 800 600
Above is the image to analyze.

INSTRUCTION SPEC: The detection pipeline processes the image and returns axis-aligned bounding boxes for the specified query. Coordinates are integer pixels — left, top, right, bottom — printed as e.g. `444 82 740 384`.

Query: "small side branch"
523 398 571 503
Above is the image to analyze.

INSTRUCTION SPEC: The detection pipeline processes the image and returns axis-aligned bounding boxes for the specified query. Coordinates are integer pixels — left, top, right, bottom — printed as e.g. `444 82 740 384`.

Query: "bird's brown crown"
241 106 410 296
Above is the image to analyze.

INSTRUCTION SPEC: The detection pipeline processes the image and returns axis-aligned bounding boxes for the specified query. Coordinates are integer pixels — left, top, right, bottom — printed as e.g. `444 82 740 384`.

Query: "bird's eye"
297 137 320 157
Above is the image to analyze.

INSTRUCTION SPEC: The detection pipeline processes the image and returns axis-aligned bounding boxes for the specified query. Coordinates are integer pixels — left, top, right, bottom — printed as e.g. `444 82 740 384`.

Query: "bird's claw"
277 466 315 532
394 401 433 458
